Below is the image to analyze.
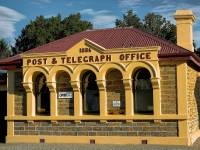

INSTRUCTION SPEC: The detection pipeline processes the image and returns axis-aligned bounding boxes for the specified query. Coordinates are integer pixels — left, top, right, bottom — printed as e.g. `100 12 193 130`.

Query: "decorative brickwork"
106 69 125 114
160 65 177 114
187 65 200 134
56 72 74 115
14 121 178 137
14 92 26 115
14 71 26 115
57 99 74 115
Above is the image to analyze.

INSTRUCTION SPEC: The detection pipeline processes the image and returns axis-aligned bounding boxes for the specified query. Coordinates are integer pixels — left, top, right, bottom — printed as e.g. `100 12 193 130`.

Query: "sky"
0 0 200 47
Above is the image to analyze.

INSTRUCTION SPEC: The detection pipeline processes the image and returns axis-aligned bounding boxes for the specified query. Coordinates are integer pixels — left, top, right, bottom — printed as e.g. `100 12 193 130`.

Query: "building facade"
0 10 200 145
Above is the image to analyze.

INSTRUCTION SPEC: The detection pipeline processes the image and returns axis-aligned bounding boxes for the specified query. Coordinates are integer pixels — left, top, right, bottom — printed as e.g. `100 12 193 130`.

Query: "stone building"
0 10 200 145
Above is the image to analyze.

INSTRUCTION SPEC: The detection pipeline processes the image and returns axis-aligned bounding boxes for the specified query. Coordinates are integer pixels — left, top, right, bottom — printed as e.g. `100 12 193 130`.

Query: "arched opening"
81 70 100 115
106 69 125 114
33 72 50 115
133 68 153 114
56 71 74 115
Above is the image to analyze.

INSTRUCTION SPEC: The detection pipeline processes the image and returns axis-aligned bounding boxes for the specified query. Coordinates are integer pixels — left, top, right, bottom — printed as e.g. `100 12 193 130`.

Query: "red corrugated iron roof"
22 28 191 56
0 27 200 68
0 54 21 64
0 54 22 70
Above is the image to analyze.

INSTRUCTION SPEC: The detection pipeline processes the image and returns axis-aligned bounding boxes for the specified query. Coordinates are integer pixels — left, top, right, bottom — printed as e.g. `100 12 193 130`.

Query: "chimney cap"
174 10 196 22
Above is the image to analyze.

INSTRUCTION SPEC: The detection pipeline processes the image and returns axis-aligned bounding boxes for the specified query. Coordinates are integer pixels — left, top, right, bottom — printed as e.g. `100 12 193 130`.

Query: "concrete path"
0 143 199 150
0 138 199 150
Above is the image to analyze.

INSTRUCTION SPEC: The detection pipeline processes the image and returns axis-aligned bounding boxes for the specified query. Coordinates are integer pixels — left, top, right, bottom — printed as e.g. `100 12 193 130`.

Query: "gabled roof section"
84 38 106 53
64 38 106 55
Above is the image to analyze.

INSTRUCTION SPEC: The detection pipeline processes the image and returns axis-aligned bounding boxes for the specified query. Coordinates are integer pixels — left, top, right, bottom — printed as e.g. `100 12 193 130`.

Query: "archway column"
151 77 161 116
7 70 15 117
7 70 15 137
123 79 134 117
23 82 35 116
47 82 57 116
96 80 107 118
71 81 82 119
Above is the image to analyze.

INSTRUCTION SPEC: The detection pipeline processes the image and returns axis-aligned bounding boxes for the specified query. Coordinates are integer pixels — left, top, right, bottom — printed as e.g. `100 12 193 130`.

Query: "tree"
13 13 92 54
116 10 176 43
143 13 176 43
116 10 143 29
61 13 93 36
0 39 11 59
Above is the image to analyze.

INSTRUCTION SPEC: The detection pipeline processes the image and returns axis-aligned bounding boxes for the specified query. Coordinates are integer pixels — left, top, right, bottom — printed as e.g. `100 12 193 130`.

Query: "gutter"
159 54 200 68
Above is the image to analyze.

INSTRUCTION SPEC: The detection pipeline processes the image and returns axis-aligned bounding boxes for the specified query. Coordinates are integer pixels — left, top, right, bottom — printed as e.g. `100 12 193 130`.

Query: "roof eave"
159 54 200 68
0 60 22 70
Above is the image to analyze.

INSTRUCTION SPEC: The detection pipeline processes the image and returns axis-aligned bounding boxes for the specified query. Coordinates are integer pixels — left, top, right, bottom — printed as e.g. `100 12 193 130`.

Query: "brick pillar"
7 71 15 137
97 80 107 120
47 82 57 116
151 77 161 116
177 63 189 144
7 70 15 116
71 81 82 121
23 82 35 116
123 79 134 117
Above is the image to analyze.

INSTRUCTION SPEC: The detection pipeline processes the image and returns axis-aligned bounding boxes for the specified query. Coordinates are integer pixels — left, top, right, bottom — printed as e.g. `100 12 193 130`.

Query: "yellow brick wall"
160 65 177 114
106 69 125 114
187 65 200 134
14 71 26 115
56 72 74 115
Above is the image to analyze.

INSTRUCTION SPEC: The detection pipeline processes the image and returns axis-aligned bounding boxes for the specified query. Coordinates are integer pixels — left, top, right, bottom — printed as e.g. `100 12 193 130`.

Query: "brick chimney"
174 10 196 52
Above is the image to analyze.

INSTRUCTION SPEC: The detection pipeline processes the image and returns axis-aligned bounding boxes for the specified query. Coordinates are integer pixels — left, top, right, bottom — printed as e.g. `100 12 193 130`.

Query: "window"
106 69 125 115
133 68 153 114
81 70 99 115
56 71 74 115
34 73 50 115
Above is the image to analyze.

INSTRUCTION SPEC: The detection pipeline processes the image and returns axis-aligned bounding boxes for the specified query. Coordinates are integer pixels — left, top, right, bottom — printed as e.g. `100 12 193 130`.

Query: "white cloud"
32 0 52 5
152 2 200 22
92 15 117 28
33 0 51 3
80 8 117 28
65 2 73 7
0 6 26 39
80 9 110 16
152 4 175 14
118 0 142 8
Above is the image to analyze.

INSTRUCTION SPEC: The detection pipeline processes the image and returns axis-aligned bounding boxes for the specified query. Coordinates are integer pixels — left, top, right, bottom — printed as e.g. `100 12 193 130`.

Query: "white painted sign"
112 100 121 107
58 92 73 99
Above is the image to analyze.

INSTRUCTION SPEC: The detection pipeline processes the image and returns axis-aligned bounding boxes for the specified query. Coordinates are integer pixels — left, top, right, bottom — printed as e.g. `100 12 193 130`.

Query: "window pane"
133 68 153 114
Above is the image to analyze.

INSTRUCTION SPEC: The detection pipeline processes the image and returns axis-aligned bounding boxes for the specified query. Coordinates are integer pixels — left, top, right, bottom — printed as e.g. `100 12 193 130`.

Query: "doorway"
81 70 100 115
34 73 50 115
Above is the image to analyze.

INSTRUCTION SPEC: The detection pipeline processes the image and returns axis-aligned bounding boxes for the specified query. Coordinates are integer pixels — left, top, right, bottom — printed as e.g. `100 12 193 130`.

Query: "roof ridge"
81 27 135 32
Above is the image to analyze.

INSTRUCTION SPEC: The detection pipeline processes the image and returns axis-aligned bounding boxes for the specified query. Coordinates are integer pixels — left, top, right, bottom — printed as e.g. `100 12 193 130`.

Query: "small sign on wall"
112 100 121 107
58 92 73 99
